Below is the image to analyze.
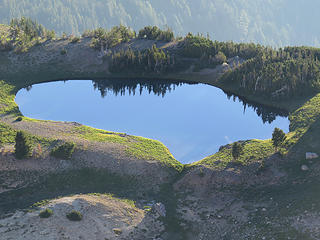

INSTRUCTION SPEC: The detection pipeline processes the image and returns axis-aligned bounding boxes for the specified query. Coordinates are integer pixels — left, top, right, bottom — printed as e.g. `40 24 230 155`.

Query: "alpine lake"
16 79 289 163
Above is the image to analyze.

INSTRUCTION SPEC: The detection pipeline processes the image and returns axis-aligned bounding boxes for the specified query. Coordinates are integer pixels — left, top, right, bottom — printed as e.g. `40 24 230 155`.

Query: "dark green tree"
272 128 286 151
50 142 76 160
215 51 227 63
232 142 244 161
14 131 32 159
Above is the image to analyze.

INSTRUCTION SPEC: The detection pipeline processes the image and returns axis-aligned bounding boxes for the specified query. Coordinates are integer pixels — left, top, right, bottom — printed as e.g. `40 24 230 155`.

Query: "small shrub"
198 168 205 177
50 142 76 159
39 208 53 218
60 49 67 55
16 116 23 122
70 36 80 43
66 210 82 221
143 206 152 212
15 131 32 159
113 228 122 235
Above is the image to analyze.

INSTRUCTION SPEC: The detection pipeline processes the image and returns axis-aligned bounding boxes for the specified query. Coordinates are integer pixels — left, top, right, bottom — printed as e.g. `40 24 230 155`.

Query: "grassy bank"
0 79 183 172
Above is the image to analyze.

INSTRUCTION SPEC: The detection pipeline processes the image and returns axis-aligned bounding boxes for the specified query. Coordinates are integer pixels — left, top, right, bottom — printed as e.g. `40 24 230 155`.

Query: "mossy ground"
195 139 274 169
71 125 183 171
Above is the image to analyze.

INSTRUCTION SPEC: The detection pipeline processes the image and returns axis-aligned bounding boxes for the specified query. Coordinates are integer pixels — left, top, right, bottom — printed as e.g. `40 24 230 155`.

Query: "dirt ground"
0 194 164 240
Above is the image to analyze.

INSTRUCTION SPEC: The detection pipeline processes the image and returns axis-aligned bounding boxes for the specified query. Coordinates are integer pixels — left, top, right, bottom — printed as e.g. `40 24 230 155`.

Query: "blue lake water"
16 80 289 163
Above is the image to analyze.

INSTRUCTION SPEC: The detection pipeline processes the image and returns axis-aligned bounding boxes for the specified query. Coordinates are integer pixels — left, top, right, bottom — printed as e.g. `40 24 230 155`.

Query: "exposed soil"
0 194 164 240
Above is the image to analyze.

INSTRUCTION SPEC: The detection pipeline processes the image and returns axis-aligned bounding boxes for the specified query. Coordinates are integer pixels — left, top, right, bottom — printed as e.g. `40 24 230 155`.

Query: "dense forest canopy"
1 0 320 47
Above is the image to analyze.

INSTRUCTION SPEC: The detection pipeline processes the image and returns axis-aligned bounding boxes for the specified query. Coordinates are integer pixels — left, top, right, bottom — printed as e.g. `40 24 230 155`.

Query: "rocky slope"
0 194 164 240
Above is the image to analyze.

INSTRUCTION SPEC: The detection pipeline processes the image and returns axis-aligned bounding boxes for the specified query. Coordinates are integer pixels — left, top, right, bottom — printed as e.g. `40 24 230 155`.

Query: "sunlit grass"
193 139 274 169
72 125 183 171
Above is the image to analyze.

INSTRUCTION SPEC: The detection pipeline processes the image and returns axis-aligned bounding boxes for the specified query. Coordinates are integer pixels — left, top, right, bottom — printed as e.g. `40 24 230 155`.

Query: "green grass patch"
126 136 183 172
72 125 128 144
72 125 183 171
289 93 320 131
195 139 275 169
88 193 136 207
0 80 20 116
0 122 17 144
21 117 55 123
31 199 51 208
39 208 53 218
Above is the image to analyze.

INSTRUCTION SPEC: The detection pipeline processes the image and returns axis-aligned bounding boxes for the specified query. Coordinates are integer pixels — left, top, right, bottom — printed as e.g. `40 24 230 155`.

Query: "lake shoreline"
16 79 289 163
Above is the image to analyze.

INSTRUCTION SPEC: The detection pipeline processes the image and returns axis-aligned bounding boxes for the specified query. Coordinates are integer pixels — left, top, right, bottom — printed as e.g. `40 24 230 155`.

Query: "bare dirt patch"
0 194 164 240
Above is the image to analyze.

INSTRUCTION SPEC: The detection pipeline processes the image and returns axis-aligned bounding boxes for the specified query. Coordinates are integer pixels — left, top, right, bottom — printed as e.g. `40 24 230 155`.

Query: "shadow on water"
92 78 195 97
223 90 289 124
92 78 289 124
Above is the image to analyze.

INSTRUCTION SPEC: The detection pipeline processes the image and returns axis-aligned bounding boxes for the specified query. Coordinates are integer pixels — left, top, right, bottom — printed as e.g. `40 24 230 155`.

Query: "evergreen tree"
14 131 32 159
272 128 286 151
232 142 244 161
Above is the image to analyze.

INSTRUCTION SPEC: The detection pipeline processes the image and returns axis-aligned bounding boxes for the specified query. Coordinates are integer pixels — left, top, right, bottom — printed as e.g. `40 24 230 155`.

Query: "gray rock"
153 203 166 217
301 165 309 171
306 152 319 160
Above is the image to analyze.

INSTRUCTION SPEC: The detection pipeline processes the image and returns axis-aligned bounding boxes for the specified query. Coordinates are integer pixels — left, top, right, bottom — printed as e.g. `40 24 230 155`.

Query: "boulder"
306 152 319 160
153 203 166 217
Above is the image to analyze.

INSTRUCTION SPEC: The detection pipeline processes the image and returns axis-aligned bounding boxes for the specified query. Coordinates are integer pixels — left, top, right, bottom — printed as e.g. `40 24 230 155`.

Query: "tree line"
179 33 320 98
2 0 320 47
83 25 136 49
109 44 175 74
220 46 320 98
0 17 55 52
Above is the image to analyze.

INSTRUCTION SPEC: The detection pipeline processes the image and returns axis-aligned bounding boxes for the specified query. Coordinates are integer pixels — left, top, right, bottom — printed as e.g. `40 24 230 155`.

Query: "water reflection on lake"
16 79 289 163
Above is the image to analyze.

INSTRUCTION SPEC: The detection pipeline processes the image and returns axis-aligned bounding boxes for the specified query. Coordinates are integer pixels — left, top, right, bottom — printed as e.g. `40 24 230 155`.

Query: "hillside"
1 20 320 239
1 0 320 47
0 194 164 240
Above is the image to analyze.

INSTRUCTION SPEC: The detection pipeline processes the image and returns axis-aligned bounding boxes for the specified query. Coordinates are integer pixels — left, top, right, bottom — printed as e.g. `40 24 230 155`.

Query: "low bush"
70 36 80 43
39 208 53 218
50 142 76 160
66 210 82 221
16 116 23 122
138 26 174 42
60 49 67 55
